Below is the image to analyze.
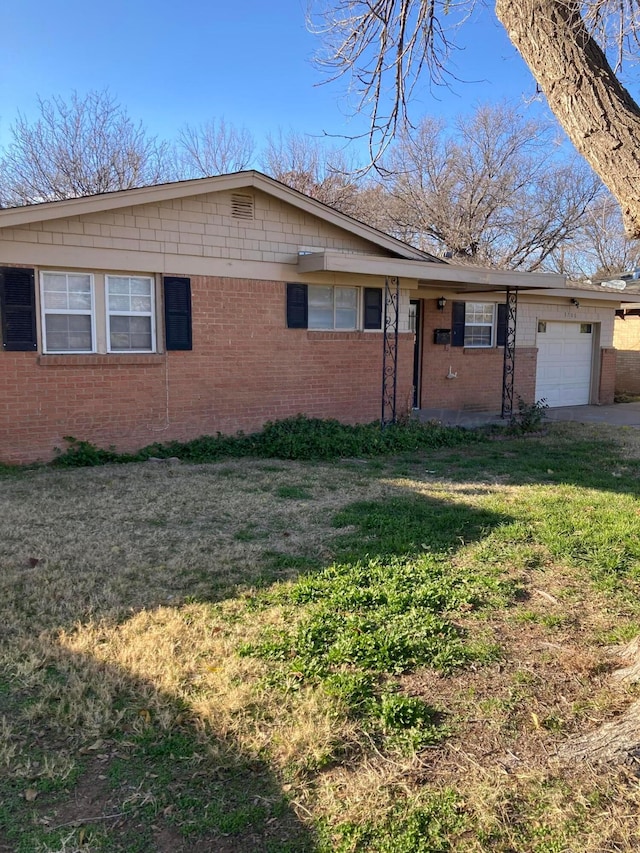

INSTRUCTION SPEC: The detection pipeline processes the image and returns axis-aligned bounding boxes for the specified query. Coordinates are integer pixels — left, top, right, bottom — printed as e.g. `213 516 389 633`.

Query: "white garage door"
535 321 593 407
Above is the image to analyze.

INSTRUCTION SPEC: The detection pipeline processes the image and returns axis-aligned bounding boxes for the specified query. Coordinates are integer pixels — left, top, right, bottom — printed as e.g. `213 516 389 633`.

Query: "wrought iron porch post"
501 287 518 418
381 276 400 426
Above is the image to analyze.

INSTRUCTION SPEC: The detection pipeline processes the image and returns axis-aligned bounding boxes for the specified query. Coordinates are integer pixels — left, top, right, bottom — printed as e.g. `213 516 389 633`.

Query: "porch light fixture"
437 296 447 311
570 297 580 308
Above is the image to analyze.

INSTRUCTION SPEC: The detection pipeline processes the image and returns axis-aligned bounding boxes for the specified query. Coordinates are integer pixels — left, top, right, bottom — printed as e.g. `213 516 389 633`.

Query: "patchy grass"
1 422 640 851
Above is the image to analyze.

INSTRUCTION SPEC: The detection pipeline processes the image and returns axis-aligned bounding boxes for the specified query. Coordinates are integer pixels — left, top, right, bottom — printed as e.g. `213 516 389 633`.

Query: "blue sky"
0 0 554 161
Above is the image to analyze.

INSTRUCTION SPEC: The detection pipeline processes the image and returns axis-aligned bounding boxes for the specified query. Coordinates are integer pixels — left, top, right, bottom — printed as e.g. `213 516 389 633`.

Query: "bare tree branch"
0 91 171 206
177 118 255 177
311 0 640 235
377 103 602 270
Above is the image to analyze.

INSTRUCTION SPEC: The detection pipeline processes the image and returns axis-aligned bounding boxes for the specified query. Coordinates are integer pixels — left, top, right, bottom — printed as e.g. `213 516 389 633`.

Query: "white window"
464 302 495 348
106 275 155 352
41 272 94 353
308 285 358 330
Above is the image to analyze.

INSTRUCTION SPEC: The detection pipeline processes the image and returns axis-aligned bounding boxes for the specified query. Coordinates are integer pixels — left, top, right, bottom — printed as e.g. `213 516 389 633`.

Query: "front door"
409 300 422 408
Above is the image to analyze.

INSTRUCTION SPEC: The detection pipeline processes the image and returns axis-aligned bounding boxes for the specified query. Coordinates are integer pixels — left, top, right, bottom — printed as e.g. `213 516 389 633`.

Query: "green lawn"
1 421 639 852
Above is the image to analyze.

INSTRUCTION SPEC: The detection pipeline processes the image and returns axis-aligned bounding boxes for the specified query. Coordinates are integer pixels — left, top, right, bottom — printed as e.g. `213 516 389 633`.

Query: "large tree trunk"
558 638 640 766
495 0 640 238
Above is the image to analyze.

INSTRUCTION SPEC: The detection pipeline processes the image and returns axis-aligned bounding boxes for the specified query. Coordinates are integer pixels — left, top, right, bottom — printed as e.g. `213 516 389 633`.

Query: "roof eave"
298 251 566 290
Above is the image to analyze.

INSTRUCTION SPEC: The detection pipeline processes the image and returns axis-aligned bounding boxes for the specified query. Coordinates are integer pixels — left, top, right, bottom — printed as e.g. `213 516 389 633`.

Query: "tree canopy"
312 0 640 237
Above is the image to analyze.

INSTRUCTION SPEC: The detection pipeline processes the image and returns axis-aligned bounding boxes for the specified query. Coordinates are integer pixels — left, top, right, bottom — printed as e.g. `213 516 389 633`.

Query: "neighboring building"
0 171 622 464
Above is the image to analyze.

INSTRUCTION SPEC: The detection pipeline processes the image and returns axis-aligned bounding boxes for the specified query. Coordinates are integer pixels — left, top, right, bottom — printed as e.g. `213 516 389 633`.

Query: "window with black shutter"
286 283 308 328
164 276 192 350
0 267 37 351
363 288 383 329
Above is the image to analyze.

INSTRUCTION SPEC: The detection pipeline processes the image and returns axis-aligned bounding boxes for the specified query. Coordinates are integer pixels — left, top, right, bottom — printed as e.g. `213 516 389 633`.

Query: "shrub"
52 415 481 468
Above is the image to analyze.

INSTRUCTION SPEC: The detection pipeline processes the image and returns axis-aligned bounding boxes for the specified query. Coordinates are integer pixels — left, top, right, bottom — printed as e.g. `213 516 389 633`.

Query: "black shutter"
496 303 507 347
363 288 383 329
286 283 308 328
0 267 37 351
451 301 466 347
164 276 192 351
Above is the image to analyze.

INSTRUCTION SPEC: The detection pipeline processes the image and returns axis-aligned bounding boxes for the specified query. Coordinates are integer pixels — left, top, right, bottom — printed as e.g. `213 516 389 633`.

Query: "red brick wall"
418 298 537 411
615 351 640 395
598 348 617 404
1 276 413 463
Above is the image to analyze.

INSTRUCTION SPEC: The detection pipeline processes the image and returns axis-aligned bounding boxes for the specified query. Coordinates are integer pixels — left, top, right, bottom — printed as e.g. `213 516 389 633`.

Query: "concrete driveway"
418 402 640 429
545 402 640 427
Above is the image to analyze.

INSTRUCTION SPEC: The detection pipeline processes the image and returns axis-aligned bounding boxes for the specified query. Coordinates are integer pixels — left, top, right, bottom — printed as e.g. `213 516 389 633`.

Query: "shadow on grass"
0 642 316 853
0 477 514 853
436 428 640 496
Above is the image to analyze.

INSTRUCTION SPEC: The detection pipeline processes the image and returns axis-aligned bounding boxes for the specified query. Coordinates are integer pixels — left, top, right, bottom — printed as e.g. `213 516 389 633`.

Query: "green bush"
52 415 480 467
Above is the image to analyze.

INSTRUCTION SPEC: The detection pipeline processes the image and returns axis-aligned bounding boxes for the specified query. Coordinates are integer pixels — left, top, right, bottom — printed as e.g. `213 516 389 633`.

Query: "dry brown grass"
1 430 640 851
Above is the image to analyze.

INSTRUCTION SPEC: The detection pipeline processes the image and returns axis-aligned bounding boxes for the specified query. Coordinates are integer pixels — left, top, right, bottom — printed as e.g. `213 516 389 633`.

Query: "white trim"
308 284 359 331
105 274 156 354
40 271 96 354
464 302 496 348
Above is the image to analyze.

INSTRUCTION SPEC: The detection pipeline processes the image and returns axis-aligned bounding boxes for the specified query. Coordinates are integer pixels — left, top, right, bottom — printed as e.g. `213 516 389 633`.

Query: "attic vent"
231 193 254 220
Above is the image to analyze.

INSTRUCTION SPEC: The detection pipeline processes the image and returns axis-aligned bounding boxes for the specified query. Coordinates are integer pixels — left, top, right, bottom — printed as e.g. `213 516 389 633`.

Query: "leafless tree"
261 130 369 217
311 0 640 237
0 91 171 206
177 118 255 178
378 104 602 270
554 191 640 278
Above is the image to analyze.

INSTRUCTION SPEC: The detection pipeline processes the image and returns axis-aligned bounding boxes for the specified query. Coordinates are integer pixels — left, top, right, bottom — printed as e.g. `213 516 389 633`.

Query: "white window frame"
40 271 96 354
464 302 495 348
105 275 156 354
308 285 359 331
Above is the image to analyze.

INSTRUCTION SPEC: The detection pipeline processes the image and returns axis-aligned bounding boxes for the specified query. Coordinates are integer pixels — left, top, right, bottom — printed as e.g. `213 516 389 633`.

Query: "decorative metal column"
501 287 518 418
381 276 400 426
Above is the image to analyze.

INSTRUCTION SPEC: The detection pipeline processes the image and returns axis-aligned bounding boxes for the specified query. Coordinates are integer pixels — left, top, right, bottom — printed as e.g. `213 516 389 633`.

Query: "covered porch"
298 250 565 423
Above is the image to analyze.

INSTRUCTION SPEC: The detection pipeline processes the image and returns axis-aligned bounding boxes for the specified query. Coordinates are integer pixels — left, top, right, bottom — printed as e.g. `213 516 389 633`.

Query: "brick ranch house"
0 171 623 464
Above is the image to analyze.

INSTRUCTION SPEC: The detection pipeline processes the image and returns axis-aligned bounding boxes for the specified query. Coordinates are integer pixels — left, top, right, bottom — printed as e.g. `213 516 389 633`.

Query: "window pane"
308 285 332 309
465 325 492 347
109 294 131 311
68 292 92 310
44 291 69 310
130 278 152 295
465 303 494 323
335 287 357 309
108 278 130 295
309 309 333 329
43 273 91 311
45 314 91 351
130 295 152 313
335 308 357 329
42 274 66 292
67 275 91 293
110 315 152 350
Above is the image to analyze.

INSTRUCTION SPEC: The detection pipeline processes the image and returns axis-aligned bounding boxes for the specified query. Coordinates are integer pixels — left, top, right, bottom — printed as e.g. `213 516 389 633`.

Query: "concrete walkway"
417 402 640 429
545 401 640 427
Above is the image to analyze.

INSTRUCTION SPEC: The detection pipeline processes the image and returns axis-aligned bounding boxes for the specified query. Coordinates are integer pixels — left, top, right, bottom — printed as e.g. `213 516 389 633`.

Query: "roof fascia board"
298 251 565 290
0 172 257 228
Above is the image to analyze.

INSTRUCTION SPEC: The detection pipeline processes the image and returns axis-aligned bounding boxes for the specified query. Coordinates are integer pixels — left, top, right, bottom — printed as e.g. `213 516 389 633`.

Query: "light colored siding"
516 299 614 348
0 188 389 265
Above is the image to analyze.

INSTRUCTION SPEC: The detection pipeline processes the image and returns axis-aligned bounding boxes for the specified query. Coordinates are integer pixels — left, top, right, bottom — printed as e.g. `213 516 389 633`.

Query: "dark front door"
409 299 422 408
